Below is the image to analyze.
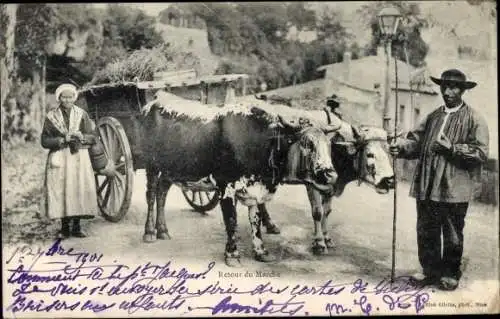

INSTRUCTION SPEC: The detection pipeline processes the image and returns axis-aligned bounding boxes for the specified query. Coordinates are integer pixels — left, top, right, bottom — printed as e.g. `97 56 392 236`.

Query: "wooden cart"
78 73 249 222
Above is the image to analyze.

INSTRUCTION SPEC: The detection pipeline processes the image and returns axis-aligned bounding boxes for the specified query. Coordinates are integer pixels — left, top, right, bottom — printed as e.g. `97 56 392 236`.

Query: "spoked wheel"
95 117 134 222
182 189 221 213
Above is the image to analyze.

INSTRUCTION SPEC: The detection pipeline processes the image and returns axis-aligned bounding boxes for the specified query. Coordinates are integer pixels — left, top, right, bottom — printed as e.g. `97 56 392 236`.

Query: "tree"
237 3 289 44
286 2 316 31
316 7 348 45
1 4 18 145
357 1 429 67
103 4 163 51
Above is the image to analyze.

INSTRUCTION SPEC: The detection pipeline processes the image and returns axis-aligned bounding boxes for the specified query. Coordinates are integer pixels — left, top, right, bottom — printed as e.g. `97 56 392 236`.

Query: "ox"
140 91 338 265
306 124 395 254
256 105 395 255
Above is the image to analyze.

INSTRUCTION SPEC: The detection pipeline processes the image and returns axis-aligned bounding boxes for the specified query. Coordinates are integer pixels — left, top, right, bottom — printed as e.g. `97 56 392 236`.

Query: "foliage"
3 80 38 144
188 2 351 91
0 5 9 59
79 4 164 83
88 46 168 85
15 4 96 69
357 1 429 67
286 2 316 31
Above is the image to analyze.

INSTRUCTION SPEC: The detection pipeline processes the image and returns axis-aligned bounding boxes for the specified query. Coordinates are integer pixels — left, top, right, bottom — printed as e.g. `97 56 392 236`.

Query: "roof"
317 55 438 95
80 74 249 93
324 78 380 105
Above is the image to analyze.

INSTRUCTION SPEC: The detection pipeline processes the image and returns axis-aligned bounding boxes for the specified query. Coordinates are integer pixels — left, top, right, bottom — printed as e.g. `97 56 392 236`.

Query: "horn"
323 123 342 134
278 114 301 130
250 106 267 117
254 94 267 101
269 122 284 129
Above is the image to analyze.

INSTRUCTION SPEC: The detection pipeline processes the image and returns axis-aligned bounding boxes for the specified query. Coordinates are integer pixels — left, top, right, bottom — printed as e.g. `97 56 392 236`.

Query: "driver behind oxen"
41 84 100 239
326 94 344 120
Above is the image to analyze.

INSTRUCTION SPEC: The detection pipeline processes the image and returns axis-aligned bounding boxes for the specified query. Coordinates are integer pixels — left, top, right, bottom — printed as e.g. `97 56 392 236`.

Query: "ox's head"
333 126 394 194
267 113 337 190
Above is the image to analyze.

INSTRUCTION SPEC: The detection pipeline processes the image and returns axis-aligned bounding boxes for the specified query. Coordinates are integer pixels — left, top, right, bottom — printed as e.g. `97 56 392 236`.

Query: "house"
316 47 440 131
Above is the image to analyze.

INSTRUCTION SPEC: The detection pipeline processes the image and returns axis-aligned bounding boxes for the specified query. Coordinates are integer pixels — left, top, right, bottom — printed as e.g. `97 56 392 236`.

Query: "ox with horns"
253 100 396 255
140 91 340 265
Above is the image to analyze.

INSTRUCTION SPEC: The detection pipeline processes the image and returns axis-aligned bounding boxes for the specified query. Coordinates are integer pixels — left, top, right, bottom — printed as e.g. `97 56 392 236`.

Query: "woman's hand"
65 134 73 142
71 131 84 140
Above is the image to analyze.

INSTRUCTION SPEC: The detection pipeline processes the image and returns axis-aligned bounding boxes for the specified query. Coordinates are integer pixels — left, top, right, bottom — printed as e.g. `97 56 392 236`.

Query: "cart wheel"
182 189 221 213
95 117 134 222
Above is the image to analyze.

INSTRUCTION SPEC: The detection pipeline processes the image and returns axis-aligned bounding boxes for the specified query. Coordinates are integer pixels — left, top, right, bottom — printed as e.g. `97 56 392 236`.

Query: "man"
325 94 343 120
390 69 489 291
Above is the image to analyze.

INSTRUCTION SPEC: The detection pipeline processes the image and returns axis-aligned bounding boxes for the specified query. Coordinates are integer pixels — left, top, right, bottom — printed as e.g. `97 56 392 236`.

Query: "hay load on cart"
78 49 250 221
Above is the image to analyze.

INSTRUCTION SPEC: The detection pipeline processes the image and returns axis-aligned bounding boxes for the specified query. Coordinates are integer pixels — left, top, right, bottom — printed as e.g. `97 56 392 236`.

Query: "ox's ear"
352 125 366 143
333 141 357 155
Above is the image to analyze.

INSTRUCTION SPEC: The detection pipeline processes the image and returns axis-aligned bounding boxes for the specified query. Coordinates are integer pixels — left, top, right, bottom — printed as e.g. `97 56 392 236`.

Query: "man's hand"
389 143 401 157
432 134 453 154
389 139 401 156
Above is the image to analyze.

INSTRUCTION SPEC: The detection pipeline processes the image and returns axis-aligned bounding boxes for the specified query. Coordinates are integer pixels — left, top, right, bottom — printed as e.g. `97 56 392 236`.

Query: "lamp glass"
380 15 396 35
377 7 402 36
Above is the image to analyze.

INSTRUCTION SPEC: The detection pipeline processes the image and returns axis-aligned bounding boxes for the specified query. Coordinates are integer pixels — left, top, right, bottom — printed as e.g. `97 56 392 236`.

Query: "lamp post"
378 7 402 132
378 6 402 284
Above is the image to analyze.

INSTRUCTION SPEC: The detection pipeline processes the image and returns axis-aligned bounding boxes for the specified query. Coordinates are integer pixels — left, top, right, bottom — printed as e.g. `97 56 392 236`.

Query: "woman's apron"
42 107 98 220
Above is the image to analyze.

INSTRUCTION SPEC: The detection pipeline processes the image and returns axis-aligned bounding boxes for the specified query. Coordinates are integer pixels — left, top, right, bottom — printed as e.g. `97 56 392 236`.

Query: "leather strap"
323 107 332 125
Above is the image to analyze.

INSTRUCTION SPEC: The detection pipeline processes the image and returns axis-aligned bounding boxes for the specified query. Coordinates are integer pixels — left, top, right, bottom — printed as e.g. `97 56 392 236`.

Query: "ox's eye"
366 153 375 158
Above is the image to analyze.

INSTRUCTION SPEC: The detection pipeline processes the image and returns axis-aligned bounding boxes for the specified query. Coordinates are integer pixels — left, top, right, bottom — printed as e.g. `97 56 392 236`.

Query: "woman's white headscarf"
55 84 78 103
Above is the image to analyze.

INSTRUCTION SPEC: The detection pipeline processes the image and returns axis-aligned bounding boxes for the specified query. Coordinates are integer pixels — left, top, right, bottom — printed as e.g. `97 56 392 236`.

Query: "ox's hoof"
254 251 276 263
312 239 328 255
324 238 335 248
143 233 156 243
157 231 171 240
224 251 242 268
266 224 281 235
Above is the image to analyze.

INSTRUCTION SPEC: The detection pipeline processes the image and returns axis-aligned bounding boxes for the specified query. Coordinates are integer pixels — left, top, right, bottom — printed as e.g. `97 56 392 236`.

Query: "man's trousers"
416 200 469 280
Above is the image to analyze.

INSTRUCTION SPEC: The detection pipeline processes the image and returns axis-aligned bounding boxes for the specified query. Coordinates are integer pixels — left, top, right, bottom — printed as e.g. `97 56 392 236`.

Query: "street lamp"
378 6 402 132
378 6 402 285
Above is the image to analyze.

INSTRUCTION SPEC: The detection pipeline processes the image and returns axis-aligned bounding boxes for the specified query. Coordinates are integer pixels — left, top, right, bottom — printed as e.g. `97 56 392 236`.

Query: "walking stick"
391 55 399 283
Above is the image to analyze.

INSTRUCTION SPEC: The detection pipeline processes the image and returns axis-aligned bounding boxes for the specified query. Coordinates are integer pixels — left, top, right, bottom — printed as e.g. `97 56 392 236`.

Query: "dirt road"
2 148 499 315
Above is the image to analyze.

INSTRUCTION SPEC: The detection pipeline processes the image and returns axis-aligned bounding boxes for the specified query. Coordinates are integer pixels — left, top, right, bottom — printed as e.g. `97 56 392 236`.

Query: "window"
399 104 405 128
414 108 421 126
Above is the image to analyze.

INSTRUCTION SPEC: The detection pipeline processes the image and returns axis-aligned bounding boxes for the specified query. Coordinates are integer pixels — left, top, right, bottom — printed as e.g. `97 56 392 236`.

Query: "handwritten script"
4 239 432 316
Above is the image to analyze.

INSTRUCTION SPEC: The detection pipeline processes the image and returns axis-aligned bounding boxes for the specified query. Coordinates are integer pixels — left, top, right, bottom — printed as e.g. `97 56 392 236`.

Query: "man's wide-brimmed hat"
430 69 477 89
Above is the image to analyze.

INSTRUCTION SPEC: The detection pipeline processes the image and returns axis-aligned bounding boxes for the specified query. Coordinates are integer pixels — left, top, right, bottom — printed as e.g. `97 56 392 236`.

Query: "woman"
41 83 99 238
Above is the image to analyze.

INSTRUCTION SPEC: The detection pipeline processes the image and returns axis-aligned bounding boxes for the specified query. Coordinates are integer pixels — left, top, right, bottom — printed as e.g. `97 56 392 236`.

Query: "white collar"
443 101 464 114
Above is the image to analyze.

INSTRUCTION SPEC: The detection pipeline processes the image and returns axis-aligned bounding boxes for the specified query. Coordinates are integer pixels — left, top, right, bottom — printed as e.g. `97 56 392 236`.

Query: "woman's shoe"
71 230 87 238
71 218 87 238
57 230 70 239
